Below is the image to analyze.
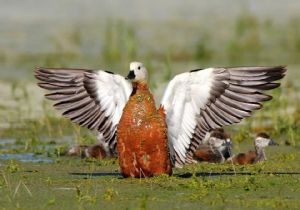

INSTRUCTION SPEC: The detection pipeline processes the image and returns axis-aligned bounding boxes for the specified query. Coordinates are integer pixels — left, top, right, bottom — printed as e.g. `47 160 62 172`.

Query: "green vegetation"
2 12 300 81
0 152 299 210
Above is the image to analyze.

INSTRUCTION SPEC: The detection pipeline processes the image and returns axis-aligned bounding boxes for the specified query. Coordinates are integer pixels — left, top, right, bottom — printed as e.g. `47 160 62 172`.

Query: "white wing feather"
161 69 214 165
95 71 132 127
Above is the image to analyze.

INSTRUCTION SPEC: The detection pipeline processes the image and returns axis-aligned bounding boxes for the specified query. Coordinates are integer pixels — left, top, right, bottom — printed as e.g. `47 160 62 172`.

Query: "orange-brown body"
117 81 172 178
231 151 257 165
194 146 223 163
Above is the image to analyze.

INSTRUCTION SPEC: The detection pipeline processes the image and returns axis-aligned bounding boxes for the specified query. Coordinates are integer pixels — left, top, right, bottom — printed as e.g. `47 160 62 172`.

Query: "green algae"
0 151 299 210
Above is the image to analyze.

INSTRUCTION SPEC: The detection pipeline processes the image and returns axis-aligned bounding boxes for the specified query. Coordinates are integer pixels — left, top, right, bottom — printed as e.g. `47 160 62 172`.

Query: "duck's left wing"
35 67 132 152
160 66 286 167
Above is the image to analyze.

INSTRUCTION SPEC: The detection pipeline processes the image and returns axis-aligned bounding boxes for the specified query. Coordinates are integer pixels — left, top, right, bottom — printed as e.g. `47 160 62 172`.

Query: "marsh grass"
0 154 299 209
1 12 300 81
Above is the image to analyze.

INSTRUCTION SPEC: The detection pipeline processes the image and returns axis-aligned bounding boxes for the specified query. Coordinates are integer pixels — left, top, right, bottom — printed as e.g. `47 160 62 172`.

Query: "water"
0 137 60 163
0 153 54 163
0 138 16 145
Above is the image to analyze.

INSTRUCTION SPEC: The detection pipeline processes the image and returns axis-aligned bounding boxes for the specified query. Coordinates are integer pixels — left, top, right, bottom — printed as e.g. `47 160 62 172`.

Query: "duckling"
35 63 285 177
194 129 232 163
229 132 278 165
67 142 115 159
67 145 88 157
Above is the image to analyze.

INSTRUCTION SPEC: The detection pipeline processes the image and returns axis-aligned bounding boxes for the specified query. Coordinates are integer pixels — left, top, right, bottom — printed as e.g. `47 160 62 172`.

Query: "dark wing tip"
271 65 287 76
190 68 204 73
35 67 93 75
35 67 58 80
226 65 287 74
104 70 115 75
262 94 273 101
278 65 287 71
34 66 43 78
37 82 54 90
264 65 287 77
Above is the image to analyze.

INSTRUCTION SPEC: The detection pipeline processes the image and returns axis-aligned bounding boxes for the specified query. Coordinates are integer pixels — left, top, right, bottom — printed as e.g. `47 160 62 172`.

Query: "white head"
207 129 232 150
126 61 148 82
255 133 278 148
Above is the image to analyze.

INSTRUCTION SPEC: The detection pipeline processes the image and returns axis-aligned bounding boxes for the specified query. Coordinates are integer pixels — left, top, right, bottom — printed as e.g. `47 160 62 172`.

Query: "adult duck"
35 62 286 177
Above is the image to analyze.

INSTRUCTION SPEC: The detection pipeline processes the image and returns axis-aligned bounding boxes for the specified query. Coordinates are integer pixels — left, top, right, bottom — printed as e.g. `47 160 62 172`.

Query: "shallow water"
0 138 16 145
0 138 54 163
0 153 54 163
0 137 58 163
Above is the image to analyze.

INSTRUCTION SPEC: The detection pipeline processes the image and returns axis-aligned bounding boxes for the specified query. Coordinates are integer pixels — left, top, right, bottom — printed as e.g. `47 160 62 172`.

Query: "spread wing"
160 66 286 167
35 68 132 152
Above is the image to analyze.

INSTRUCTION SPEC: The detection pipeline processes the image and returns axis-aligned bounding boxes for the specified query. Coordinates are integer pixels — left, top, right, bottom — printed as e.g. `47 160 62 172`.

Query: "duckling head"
209 130 232 150
255 132 278 148
126 61 148 82
224 137 232 148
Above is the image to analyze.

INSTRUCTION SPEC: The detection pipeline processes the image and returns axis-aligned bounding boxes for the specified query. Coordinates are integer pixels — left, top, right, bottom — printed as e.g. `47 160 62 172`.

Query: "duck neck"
222 147 232 160
254 146 266 163
131 81 149 96
133 81 148 90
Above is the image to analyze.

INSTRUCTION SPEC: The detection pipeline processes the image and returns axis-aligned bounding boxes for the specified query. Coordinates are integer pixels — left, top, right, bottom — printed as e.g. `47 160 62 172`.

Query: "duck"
67 144 88 157
35 62 286 177
228 132 278 165
67 142 115 159
194 128 232 163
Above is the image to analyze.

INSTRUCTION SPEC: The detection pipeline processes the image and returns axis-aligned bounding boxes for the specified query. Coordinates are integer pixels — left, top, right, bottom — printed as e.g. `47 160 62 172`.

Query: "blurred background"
0 0 299 162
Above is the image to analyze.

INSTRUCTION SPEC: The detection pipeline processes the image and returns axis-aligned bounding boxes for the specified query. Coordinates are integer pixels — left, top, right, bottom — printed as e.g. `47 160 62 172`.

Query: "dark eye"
138 66 141 70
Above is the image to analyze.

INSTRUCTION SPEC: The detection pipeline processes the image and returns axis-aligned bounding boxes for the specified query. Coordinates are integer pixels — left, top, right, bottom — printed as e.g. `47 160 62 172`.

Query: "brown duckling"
67 143 114 159
194 128 232 163
229 132 278 165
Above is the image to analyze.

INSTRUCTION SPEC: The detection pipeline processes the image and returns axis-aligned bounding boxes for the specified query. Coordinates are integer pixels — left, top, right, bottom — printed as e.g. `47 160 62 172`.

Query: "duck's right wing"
160 66 286 167
35 68 132 152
